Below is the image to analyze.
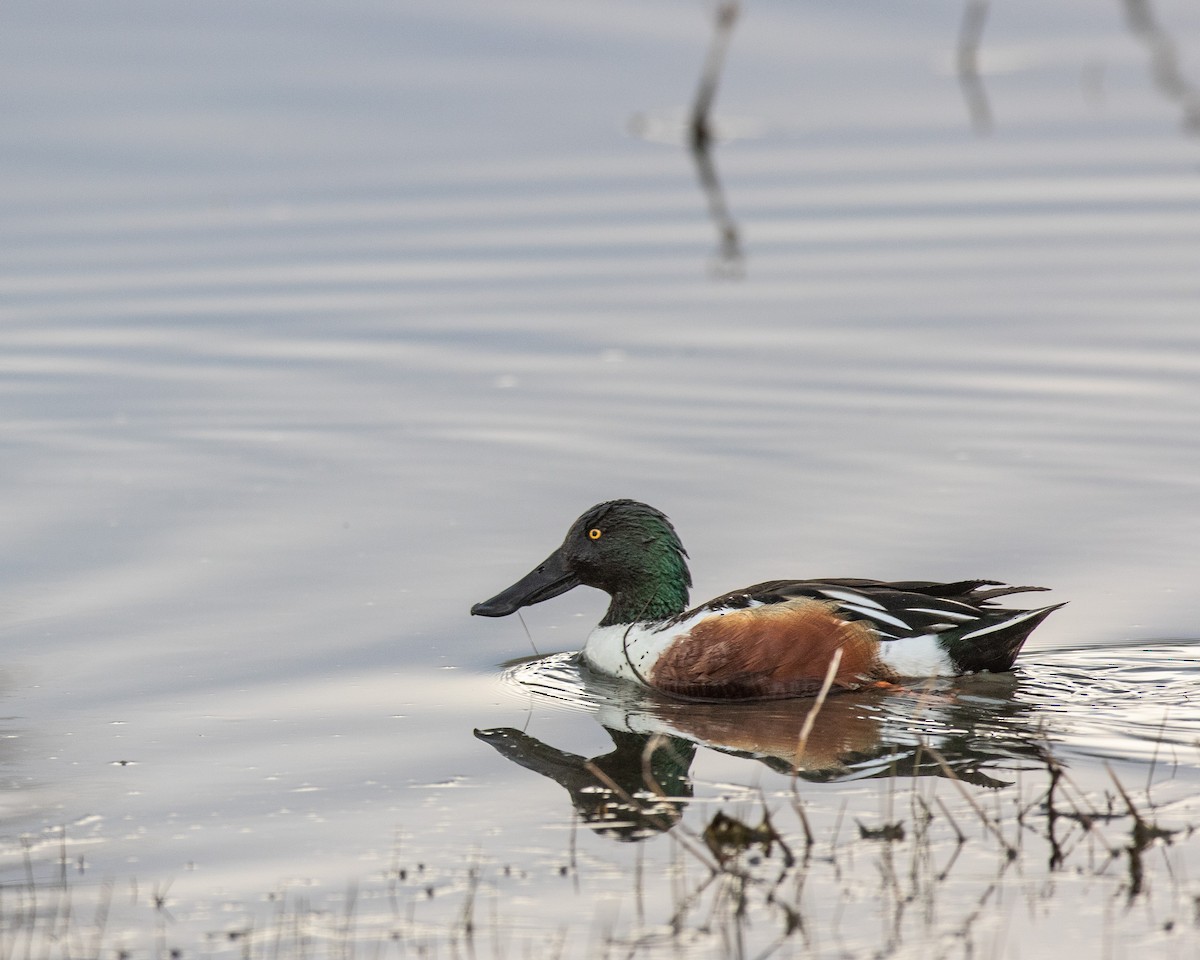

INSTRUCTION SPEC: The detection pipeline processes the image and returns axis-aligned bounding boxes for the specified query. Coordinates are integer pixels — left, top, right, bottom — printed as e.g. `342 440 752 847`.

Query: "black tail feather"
944 603 1065 673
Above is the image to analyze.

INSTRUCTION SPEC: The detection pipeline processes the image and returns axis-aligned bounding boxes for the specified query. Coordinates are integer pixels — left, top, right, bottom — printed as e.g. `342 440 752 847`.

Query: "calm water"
2 0 1200 956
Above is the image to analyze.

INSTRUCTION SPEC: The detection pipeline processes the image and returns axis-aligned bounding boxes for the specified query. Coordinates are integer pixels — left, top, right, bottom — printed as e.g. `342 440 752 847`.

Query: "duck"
470 499 1063 701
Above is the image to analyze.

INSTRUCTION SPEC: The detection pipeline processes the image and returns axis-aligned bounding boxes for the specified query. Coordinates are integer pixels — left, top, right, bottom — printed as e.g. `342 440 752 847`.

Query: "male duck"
471 500 1063 700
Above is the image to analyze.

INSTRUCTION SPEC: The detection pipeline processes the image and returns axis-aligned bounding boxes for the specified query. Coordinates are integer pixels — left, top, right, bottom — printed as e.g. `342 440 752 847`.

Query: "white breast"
580 622 679 683
580 605 756 683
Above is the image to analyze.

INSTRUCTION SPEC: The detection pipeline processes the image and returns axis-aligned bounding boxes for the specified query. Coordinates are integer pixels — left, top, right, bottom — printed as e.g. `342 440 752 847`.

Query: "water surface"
1 0 1199 955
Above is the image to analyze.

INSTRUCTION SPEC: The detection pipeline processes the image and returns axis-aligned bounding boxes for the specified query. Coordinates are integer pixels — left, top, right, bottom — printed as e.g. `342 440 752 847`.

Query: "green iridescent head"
471 499 692 626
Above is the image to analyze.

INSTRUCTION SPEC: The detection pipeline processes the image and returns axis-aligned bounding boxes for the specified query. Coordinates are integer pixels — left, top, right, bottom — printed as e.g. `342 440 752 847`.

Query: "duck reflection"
477 663 1050 841
475 726 696 840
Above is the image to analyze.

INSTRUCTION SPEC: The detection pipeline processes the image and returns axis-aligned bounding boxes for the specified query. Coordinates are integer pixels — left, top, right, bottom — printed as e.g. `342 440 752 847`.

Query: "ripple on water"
1015 642 1200 765
496 641 1200 777
495 650 655 720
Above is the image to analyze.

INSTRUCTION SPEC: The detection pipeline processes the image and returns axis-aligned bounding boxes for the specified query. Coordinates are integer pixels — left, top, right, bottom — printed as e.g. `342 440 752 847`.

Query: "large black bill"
470 548 581 617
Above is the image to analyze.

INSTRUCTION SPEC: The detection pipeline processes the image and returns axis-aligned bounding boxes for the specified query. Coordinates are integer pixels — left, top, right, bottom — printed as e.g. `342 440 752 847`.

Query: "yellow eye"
588 528 602 541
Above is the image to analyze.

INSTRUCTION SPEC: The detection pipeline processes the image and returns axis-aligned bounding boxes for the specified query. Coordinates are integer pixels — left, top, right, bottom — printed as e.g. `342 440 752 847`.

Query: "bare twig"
923 744 1017 860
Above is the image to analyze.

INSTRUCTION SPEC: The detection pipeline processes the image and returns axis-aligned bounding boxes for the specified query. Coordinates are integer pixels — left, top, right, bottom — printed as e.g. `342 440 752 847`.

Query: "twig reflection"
1122 0 1200 135
689 1 744 276
956 0 994 135
629 3 742 275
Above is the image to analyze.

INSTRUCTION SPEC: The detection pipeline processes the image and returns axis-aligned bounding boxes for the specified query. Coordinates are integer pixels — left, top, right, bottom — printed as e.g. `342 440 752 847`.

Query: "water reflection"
1123 0 1200 134
628 0 744 276
957 0 993 135
956 0 1200 135
478 658 1054 841
690 124 743 277
688 0 743 276
475 726 695 841
625 0 1200 278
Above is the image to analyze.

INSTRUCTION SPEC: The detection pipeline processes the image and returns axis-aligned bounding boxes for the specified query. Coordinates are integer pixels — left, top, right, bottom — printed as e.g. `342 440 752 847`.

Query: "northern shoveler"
471 499 1063 700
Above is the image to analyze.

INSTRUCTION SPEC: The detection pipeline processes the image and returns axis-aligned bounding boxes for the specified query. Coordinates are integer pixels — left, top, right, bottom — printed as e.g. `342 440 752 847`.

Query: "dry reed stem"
922 744 1017 859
